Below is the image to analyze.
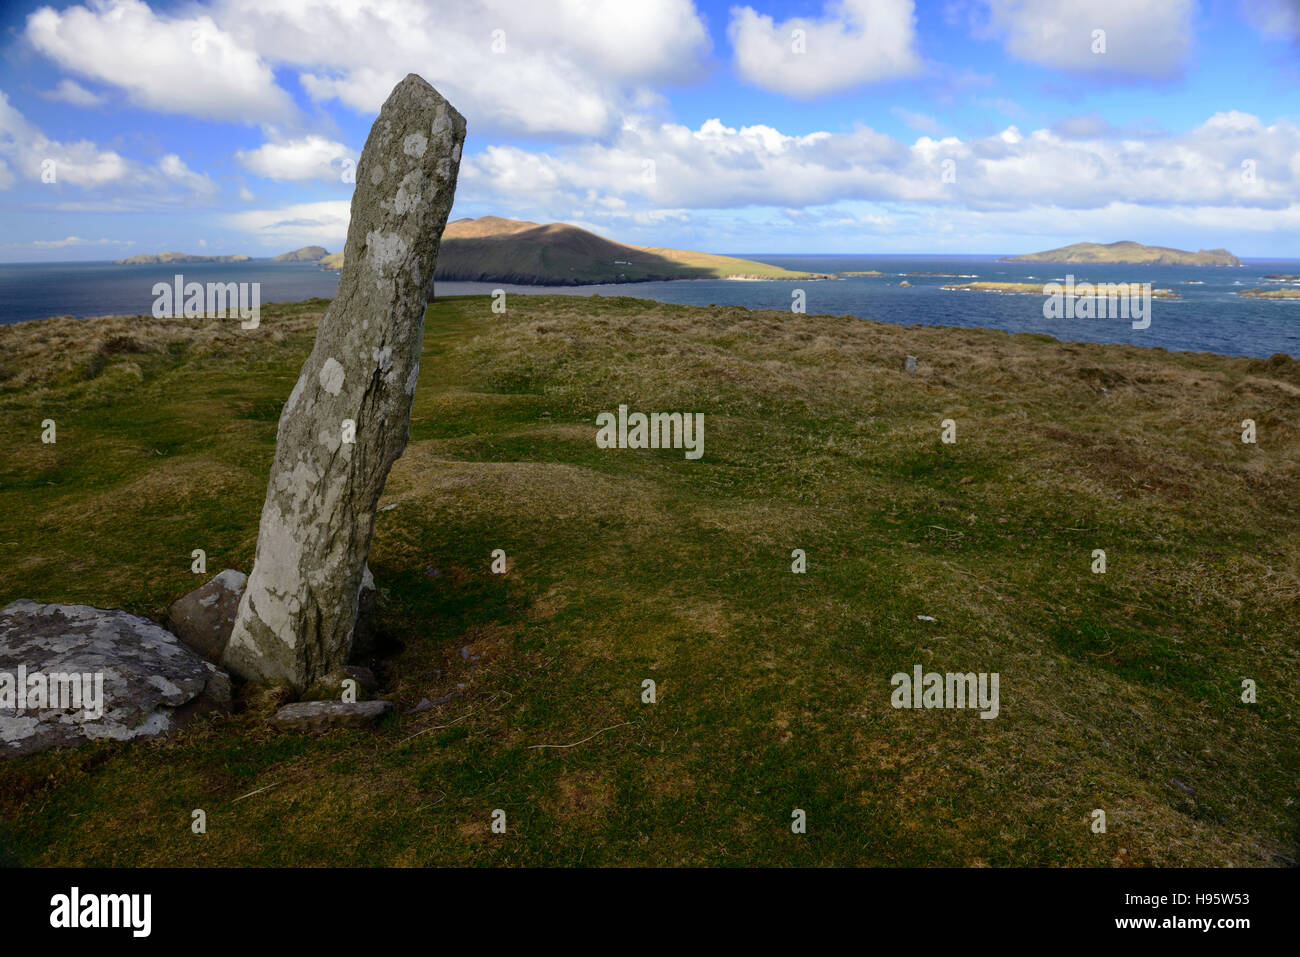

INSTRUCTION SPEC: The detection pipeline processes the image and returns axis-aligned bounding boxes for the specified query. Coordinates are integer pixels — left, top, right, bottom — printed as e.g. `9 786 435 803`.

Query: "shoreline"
4 293 1296 362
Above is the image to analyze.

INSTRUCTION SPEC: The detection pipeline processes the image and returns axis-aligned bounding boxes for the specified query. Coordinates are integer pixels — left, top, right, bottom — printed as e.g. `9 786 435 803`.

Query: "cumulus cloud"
729 0 921 96
216 0 710 137
38 79 104 107
218 109 1300 251
224 200 352 247
0 90 130 187
983 0 1194 80
236 136 358 182
454 110 1300 216
1245 0 1300 41
0 91 218 202
26 0 296 124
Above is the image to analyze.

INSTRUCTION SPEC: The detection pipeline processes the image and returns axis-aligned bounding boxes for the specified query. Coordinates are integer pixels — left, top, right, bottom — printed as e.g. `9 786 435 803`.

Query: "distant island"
1002 241 1240 267
1236 287 1300 299
114 251 253 265
271 245 329 262
319 216 834 284
944 281 1180 298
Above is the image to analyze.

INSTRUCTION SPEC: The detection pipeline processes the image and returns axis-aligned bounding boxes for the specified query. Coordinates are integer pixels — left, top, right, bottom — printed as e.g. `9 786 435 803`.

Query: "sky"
0 0 1298 262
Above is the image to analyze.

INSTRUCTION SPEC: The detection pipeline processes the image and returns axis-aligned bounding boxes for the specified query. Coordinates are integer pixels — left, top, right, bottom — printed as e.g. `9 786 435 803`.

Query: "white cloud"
217 0 710 137
25 1 711 137
0 90 130 187
225 200 352 247
1245 0 1300 41
26 0 295 124
236 135 358 182
39 79 104 107
157 154 219 198
728 0 921 96
455 110 1300 219
24 236 133 247
983 0 1194 80
0 91 218 204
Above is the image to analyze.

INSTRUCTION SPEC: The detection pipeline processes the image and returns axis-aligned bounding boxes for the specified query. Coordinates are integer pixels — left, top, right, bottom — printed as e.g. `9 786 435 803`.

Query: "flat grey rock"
270 699 393 731
0 600 231 758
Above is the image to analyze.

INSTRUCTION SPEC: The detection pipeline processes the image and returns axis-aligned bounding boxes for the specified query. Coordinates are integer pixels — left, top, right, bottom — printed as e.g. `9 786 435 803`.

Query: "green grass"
0 294 1296 866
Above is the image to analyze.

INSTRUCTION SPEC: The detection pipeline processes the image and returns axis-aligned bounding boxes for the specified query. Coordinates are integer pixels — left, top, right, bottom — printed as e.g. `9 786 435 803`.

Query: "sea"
1 255 1297 358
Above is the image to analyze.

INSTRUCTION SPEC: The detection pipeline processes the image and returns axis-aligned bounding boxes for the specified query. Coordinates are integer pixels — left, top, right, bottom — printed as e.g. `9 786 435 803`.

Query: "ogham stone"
223 75 466 690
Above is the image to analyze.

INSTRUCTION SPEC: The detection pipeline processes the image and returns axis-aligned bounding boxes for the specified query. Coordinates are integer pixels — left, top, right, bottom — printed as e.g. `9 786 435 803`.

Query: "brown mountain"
320 216 831 285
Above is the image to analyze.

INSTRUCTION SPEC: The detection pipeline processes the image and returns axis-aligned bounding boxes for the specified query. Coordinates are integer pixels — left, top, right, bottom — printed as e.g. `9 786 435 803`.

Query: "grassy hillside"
320 217 831 284
0 296 1296 866
1003 242 1240 267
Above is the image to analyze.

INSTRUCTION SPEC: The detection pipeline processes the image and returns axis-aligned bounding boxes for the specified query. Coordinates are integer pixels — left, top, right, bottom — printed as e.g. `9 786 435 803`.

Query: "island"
944 281 1179 298
1001 241 1240 267
317 216 835 284
1236 288 1300 299
272 245 329 262
113 251 252 265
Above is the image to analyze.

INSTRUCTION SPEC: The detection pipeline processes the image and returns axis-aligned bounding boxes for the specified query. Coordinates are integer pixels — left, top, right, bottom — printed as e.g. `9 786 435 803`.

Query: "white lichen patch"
319 357 346 396
369 162 384 186
147 674 184 698
212 569 247 592
366 229 409 277
394 170 425 215
240 506 310 651
373 345 393 372
403 132 428 158
405 361 420 395
284 375 307 414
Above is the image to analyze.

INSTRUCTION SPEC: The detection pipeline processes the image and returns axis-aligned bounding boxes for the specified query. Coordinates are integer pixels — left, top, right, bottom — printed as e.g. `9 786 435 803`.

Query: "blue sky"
1 0 1298 262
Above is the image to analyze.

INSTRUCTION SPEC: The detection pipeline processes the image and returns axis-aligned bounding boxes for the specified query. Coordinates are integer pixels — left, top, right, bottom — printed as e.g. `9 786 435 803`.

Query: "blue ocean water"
2 255 1298 358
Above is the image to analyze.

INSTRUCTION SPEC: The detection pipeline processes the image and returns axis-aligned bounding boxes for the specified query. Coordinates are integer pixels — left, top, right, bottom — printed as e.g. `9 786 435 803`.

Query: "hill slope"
320 217 831 284
0 296 1296 866
114 251 252 265
272 245 329 262
1003 241 1240 266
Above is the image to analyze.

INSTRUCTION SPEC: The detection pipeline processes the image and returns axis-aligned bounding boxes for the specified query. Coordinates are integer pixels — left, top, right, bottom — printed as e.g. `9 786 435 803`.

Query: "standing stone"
224 75 466 690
